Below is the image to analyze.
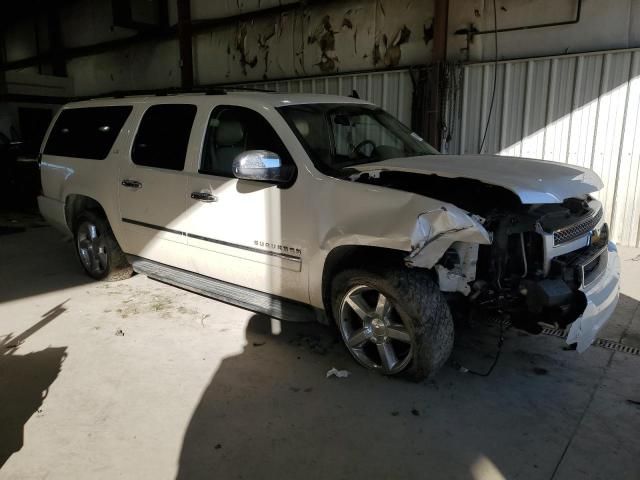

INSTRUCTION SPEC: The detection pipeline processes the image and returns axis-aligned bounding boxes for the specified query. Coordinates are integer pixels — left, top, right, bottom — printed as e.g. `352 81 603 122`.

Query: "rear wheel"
331 268 454 380
74 211 133 281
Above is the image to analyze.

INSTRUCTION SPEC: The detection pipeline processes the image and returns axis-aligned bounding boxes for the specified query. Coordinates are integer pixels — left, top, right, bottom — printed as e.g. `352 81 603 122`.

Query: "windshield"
278 103 438 174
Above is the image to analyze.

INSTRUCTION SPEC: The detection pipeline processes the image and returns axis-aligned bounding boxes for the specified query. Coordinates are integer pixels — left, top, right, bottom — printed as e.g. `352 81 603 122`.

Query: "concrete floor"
1 213 639 480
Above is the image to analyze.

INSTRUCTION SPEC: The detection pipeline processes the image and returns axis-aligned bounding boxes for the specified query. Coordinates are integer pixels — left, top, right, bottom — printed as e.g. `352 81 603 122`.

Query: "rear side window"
132 104 196 171
44 106 132 160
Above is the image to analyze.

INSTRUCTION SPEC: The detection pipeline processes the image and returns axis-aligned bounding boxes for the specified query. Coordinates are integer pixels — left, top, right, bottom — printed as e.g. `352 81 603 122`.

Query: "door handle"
121 179 142 189
191 191 217 202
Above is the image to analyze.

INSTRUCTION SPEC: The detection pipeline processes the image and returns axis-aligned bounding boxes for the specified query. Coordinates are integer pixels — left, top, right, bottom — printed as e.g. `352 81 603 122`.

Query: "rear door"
117 103 197 270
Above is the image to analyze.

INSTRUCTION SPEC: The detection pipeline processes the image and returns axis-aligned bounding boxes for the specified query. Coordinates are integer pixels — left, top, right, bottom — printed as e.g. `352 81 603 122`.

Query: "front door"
186 105 308 302
118 103 197 270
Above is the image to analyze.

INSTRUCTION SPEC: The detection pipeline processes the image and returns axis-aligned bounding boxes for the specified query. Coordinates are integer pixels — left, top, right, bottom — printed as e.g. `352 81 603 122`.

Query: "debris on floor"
115 328 125 336
411 408 420 416
326 367 351 379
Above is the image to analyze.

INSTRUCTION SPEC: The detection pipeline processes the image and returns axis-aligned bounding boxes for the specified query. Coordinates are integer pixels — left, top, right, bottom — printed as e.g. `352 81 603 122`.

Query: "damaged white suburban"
39 93 620 380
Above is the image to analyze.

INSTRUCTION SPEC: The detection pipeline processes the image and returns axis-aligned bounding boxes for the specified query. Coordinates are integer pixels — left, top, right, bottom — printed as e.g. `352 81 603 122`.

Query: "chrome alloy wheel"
338 285 413 374
76 221 109 276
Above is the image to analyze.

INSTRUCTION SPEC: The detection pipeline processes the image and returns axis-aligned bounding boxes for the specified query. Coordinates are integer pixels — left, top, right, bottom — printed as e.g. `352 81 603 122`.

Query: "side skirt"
127 256 318 323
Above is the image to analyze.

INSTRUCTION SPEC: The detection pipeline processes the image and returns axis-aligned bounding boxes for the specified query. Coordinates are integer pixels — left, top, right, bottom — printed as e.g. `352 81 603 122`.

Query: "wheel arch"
320 244 415 318
65 194 108 232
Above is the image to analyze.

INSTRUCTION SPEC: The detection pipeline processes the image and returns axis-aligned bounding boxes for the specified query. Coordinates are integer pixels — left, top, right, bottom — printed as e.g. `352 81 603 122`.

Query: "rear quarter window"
44 106 133 160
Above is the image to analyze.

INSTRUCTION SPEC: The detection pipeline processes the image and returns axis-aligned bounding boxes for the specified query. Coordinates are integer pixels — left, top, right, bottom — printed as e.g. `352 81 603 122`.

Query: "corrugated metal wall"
448 48 640 247
233 69 414 127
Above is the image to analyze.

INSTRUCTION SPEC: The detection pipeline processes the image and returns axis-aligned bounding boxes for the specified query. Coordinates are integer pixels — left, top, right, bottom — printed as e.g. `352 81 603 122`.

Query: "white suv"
38 90 620 379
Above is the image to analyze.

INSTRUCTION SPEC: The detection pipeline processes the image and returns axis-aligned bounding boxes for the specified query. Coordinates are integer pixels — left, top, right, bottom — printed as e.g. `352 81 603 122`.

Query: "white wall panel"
232 69 413 126
66 40 180 97
449 48 640 247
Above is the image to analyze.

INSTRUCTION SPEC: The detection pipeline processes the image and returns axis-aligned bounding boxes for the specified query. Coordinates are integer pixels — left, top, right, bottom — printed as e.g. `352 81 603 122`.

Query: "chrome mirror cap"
232 150 294 184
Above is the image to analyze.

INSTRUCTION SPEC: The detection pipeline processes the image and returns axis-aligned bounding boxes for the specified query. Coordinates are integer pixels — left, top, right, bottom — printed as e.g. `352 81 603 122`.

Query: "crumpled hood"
353 154 604 204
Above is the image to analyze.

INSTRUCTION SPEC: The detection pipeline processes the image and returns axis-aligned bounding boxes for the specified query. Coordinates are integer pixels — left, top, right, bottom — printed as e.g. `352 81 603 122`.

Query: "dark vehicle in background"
0 132 41 211
1 107 53 212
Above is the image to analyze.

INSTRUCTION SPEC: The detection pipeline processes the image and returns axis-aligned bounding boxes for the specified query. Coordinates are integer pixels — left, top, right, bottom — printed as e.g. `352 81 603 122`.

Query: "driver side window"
200 105 292 177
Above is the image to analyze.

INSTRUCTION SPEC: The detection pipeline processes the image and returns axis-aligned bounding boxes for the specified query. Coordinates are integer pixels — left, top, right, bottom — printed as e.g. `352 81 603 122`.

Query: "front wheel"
331 268 454 380
74 211 133 281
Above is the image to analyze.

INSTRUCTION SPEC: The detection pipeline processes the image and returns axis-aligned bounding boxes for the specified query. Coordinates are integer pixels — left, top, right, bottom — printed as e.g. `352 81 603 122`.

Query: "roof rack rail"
75 85 275 102
117 86 228 97
74 86 227 101
216 85 276 93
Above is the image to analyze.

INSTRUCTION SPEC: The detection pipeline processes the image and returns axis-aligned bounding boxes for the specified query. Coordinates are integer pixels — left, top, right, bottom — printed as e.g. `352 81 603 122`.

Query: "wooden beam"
46 3 66 77
422 0 449 148
176 0 193 88
432 0 449 62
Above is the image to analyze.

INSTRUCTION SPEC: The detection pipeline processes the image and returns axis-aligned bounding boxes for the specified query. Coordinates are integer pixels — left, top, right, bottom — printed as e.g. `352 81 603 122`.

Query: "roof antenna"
349 90 360 99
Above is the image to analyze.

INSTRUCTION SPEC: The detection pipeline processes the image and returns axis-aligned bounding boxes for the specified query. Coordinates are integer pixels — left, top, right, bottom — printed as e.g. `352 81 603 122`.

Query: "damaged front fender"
405 207 491 271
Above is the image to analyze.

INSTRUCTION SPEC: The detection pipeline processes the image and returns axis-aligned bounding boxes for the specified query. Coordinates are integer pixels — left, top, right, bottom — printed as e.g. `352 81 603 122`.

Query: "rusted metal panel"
194 0 434 85
448 48 640 247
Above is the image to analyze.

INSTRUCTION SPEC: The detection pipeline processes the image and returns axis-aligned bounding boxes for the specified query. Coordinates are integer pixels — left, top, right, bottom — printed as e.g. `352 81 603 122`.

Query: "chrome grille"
553 208 603 246
581 247 608 287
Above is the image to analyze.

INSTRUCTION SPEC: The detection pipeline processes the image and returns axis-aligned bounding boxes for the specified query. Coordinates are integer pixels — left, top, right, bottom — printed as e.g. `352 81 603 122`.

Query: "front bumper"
566 241 620 352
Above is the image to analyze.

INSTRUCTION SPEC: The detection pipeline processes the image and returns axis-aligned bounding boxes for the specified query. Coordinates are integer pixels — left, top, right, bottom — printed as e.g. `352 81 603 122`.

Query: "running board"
129 256 316 323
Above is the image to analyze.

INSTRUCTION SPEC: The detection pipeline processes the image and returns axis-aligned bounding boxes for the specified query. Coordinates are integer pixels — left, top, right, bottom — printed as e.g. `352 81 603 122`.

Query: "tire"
331 267 454 380
73 211 133 281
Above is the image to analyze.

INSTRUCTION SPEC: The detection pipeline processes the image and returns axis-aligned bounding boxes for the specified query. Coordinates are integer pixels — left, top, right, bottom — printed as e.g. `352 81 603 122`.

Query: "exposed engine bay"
353 170 610 335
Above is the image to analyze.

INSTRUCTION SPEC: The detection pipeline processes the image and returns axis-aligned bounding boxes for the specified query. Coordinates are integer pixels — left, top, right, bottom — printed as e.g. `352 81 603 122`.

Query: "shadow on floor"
174 317 507 479
0 302 68 469
0 215 91 304
175 304 640 480
0 347 67 468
